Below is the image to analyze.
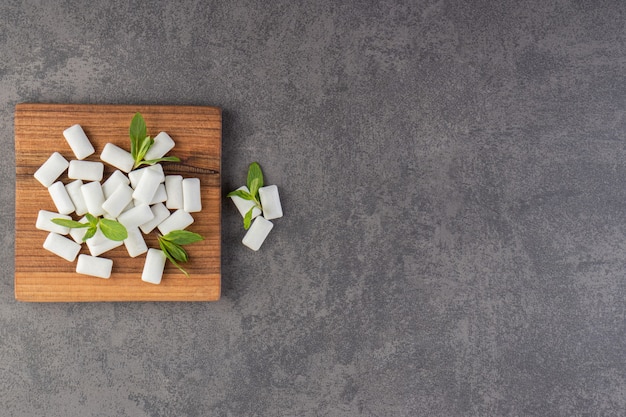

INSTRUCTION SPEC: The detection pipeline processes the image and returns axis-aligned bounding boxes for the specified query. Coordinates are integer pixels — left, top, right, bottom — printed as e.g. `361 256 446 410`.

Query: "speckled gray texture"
2 0 626 415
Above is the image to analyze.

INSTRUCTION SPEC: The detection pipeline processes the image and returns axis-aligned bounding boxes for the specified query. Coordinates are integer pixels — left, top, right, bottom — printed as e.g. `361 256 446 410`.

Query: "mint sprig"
129 113 181 169
247 161 263 196
99 218 128 241
157 230 204 277
52 215 128 242
226 162 264 230
50 219 90 229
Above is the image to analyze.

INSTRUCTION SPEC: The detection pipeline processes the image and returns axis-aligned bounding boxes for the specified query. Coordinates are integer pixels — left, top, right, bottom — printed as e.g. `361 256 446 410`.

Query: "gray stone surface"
2 0 626 415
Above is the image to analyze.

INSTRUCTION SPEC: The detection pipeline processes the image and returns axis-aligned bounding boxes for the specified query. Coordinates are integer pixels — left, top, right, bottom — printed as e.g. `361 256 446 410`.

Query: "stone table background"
2 1 626 416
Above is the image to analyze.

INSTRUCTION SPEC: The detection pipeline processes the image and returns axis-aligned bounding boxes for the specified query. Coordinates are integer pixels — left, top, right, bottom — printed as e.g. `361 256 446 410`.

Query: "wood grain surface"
15 103 221 301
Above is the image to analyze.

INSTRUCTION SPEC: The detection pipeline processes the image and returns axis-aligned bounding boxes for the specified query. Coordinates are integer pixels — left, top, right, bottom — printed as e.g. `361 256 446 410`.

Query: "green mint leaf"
249 178 260 198
139 156 181 166
129 112 147 159
243 207 253 230
161 230 204 245
99 218 128 241
51 218 90 228
158 239 190 278
82 226 97 241
137 136 154 160
85 213 98 226
227 189 254 200
160 239 189 263
247 162 264 195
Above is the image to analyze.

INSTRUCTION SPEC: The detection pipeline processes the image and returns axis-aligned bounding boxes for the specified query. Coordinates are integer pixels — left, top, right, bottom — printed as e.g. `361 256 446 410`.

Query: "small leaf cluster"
226 162 264 229
52 214 128 242
157 230 204 277
129 113 180 169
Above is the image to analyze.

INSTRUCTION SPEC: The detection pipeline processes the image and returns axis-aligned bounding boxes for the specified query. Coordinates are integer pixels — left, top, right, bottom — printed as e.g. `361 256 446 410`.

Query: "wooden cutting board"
15 103 221 302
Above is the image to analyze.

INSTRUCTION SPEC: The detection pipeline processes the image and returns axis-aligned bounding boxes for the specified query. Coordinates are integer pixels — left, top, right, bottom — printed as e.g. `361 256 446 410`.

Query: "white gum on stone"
230 185 262 219
258 185 283 220
242 216 274 251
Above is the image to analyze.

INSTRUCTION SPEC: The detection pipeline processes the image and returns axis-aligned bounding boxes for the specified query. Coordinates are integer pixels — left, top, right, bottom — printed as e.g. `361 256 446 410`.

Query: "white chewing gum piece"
34 152 69 187
102 170 131 199
100 143 135 173
48 181 75 215
129 165 164 189
121 200 135 214
258 185 283 220
117 203 154 229
36 210 71 235
141 248 167 285
144 131 175 160
102 183 134 218
76 254 113 279
123 227 148 258
149 183 167 205
139 203 170 234
165 175 183 209
229 185 262 219
86 227 108 246
68 160 104 182
128 168 143 189
157 209 194 235
65 179 89 216
132 167 161 203
80 181 106 216
86 233 123 257
182 178 202 213
43 232 81 262
63 124 95 160
242 216 274 251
